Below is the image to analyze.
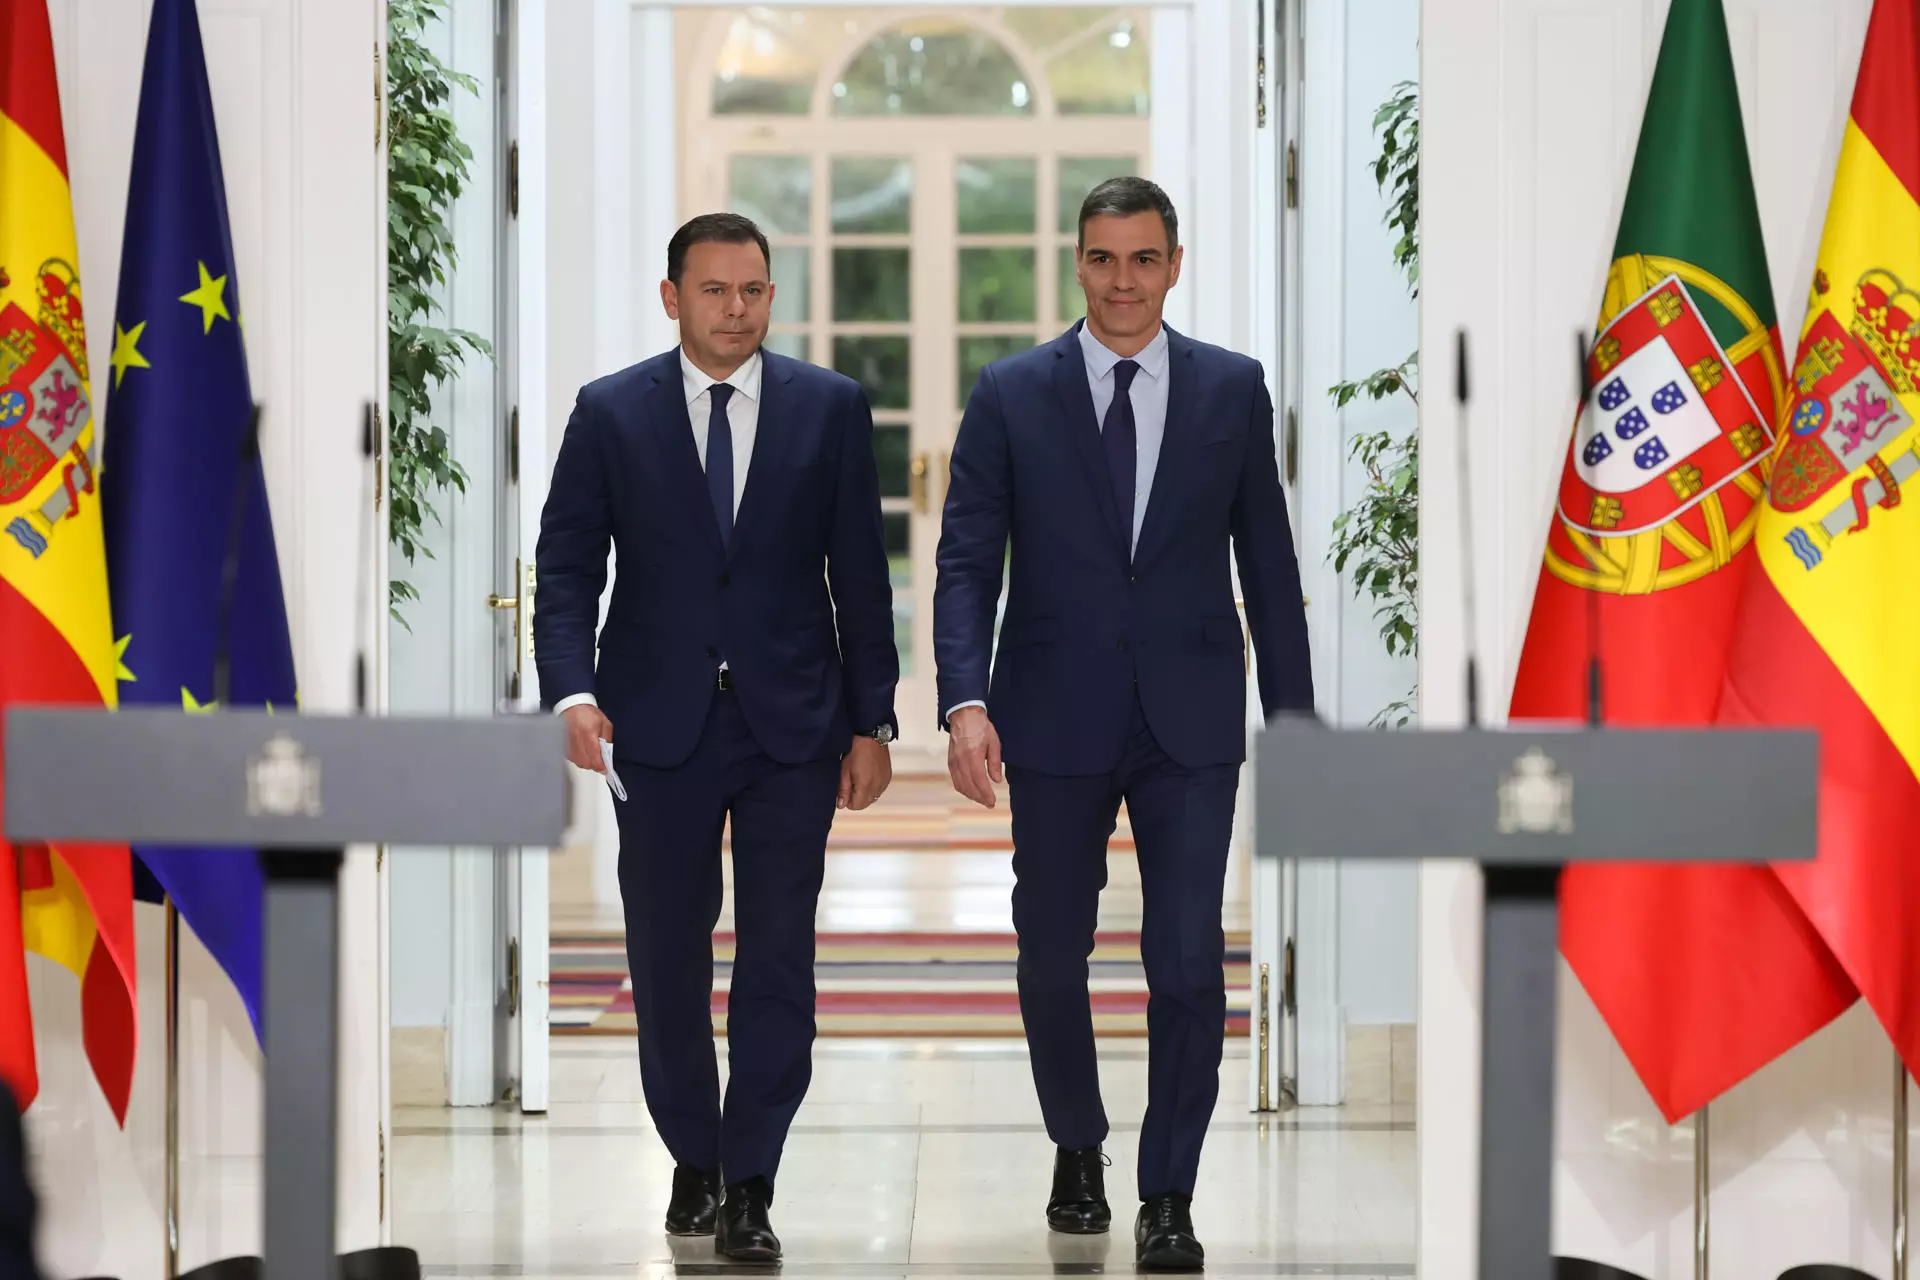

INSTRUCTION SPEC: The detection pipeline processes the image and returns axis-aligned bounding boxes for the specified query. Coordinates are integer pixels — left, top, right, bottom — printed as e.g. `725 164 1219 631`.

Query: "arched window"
683 7 1154 741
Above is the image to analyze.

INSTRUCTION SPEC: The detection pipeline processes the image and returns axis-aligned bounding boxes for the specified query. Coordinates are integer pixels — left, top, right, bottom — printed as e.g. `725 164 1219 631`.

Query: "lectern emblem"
247 733 322 818
1498 747 1572 835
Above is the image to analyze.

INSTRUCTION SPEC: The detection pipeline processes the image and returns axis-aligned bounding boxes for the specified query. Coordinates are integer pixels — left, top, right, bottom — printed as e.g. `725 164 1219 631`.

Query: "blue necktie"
1103 360 1140 555
707 382 734 547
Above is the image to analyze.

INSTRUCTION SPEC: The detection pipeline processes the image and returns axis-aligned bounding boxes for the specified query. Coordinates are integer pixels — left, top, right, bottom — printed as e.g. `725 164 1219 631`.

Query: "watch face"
871 725 895 744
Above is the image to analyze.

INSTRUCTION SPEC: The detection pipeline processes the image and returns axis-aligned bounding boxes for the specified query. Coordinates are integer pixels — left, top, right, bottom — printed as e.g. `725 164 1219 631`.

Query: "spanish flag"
1720 0 1920 1077
0 0 140 1122
1509 0 1856 1122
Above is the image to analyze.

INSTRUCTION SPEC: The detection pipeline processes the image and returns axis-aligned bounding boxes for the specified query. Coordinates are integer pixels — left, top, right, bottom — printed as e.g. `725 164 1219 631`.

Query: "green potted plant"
387 0 490 621
1328 79 1418 728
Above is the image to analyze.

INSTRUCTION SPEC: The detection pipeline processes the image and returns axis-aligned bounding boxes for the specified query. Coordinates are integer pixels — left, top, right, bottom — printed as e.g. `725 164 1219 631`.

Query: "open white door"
497 0 551 1115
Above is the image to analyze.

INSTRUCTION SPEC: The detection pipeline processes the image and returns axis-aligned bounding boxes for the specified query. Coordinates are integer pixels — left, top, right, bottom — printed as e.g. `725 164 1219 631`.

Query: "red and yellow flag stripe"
1721 0 1920 1075
0 0 138 1122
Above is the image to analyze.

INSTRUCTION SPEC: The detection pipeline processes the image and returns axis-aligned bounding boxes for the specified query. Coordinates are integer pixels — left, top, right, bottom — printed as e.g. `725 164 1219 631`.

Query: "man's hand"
839 737 892 810
946 706 1003 808
562 703 614 772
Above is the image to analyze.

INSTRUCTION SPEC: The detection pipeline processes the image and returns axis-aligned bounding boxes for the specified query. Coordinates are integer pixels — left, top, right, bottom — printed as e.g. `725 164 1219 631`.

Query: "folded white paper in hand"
600 739 626 802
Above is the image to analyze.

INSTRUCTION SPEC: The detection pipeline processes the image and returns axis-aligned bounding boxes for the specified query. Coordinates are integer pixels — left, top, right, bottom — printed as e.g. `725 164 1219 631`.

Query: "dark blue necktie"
707 382 734 547
1103 360 1140 555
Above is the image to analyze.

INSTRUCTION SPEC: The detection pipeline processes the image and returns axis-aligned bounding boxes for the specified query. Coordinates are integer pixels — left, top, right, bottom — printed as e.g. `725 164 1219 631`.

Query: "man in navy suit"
534 213 900 1263
934 177 1313 1271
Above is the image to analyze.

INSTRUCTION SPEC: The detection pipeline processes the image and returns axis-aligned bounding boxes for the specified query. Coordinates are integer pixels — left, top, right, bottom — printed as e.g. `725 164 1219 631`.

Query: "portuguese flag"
1509 0 1855 1121
1719 0 1920 1077
0 0 140 1121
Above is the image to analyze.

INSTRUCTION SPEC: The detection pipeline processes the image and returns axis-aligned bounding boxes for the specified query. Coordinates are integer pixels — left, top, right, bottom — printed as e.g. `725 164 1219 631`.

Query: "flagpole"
165 897 181 1280
1694 1103 1709 1280
1897 1048 1909 1279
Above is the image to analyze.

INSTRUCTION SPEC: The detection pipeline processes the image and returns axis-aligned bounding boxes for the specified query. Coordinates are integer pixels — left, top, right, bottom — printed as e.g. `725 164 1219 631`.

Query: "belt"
716 667 733 691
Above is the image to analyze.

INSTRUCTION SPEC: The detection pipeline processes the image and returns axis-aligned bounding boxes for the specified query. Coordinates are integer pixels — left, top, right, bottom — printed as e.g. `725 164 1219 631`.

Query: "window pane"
884 512 913 677
1058 246 1086 322
1059 156 1140 235
958 248 1036 323
1049 17 1150 115
711 11 822 115
730 155 812 237
832 157 912 233
835 336 911 410
769 246 809 324
956 157 1036 234
959 335 1032 409
764 330 810 363
874 423 910 498
1001 7 1114 53
832 248 911 322
833 22 1034 117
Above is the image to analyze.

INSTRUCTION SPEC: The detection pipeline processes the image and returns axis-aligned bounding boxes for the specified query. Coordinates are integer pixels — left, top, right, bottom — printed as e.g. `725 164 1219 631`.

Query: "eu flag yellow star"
181 687 219 713
111 323 151 388
179 261 231 334
114 635 135 684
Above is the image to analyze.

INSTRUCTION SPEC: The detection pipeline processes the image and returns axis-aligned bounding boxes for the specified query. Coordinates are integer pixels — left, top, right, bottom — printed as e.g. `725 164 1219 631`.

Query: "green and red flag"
1509 0 1856 1121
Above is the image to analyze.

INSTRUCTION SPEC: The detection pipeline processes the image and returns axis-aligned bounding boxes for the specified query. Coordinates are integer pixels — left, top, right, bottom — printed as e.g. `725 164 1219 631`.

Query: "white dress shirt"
945 323 1171 722
554 347 764 718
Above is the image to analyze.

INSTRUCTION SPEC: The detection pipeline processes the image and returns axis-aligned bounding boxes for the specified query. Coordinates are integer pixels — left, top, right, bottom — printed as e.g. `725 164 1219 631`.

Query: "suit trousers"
1007 690 1239 1199
611 687 839 1188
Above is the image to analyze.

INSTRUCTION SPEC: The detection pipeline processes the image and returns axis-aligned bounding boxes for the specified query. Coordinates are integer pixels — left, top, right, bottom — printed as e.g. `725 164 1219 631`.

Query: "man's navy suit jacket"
933 321 1314 776
534 347 899 769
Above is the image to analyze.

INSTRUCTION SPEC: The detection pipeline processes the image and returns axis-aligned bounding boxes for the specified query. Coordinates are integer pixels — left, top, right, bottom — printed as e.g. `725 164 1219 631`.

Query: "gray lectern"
1253 716 1819 1278
5 706 569 1280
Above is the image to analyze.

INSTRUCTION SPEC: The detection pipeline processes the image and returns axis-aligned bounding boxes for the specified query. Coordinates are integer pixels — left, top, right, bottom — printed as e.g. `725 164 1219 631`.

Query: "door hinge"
378 1122 387 1224
507 937 521 1018
1283 937 1297 1015
508 406 520 484
1284 406 1299 485
371 402 385 511
508 141 519 218
374 42 383 148
1285 142 1299 210
1255 0 1267 128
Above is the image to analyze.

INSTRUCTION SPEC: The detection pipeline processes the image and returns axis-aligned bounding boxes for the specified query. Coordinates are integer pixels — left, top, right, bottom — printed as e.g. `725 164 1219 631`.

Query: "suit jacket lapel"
728 348 794 560
1050 323 1129 557
1133 326 1195 565
643 359 724 560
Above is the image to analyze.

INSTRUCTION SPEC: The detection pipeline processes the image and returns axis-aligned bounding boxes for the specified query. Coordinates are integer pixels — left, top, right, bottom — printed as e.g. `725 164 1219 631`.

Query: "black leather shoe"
1134 1193 1204 1272
663 1164 719 1236
716 1176 782 1263
1046 1145 1111 1234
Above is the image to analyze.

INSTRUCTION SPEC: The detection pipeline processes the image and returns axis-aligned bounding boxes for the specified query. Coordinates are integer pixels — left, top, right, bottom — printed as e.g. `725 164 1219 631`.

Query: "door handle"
910 452 931 514
487 594 519 610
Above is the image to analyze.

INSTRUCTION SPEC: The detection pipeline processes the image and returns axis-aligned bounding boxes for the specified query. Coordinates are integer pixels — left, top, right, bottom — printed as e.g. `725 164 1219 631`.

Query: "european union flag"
101 0 297 1040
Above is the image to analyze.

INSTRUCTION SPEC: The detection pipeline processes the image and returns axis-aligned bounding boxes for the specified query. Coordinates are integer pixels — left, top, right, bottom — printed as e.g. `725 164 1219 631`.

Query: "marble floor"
394 771 1417 1277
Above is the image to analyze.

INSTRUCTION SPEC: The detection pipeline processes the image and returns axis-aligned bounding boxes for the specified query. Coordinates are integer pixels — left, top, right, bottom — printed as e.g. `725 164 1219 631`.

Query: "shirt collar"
1078 321 1169 382
680 346 763 405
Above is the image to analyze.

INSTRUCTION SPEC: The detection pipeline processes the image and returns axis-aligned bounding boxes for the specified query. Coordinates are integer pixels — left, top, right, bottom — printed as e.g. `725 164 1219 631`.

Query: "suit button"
1117 640 1130 653
719 573 730 587
1129 573 1138 584
705 646 719 659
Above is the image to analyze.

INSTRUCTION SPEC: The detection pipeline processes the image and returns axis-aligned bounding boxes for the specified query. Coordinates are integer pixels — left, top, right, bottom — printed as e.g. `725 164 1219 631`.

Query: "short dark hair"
666 212 771 285
1076 176 1179 252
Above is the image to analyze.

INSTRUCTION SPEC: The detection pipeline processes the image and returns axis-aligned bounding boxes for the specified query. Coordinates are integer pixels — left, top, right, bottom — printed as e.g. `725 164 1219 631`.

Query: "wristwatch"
863 724 895 745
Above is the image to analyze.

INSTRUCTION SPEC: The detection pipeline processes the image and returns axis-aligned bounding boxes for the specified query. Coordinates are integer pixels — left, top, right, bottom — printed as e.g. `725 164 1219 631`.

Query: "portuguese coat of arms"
1545 262 1782 596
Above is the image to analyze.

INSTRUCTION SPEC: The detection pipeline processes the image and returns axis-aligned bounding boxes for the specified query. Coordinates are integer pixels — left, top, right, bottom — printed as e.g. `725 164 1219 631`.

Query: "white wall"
30 0 386 1273
1295 0 1420 1029
1419 0 1901 1275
